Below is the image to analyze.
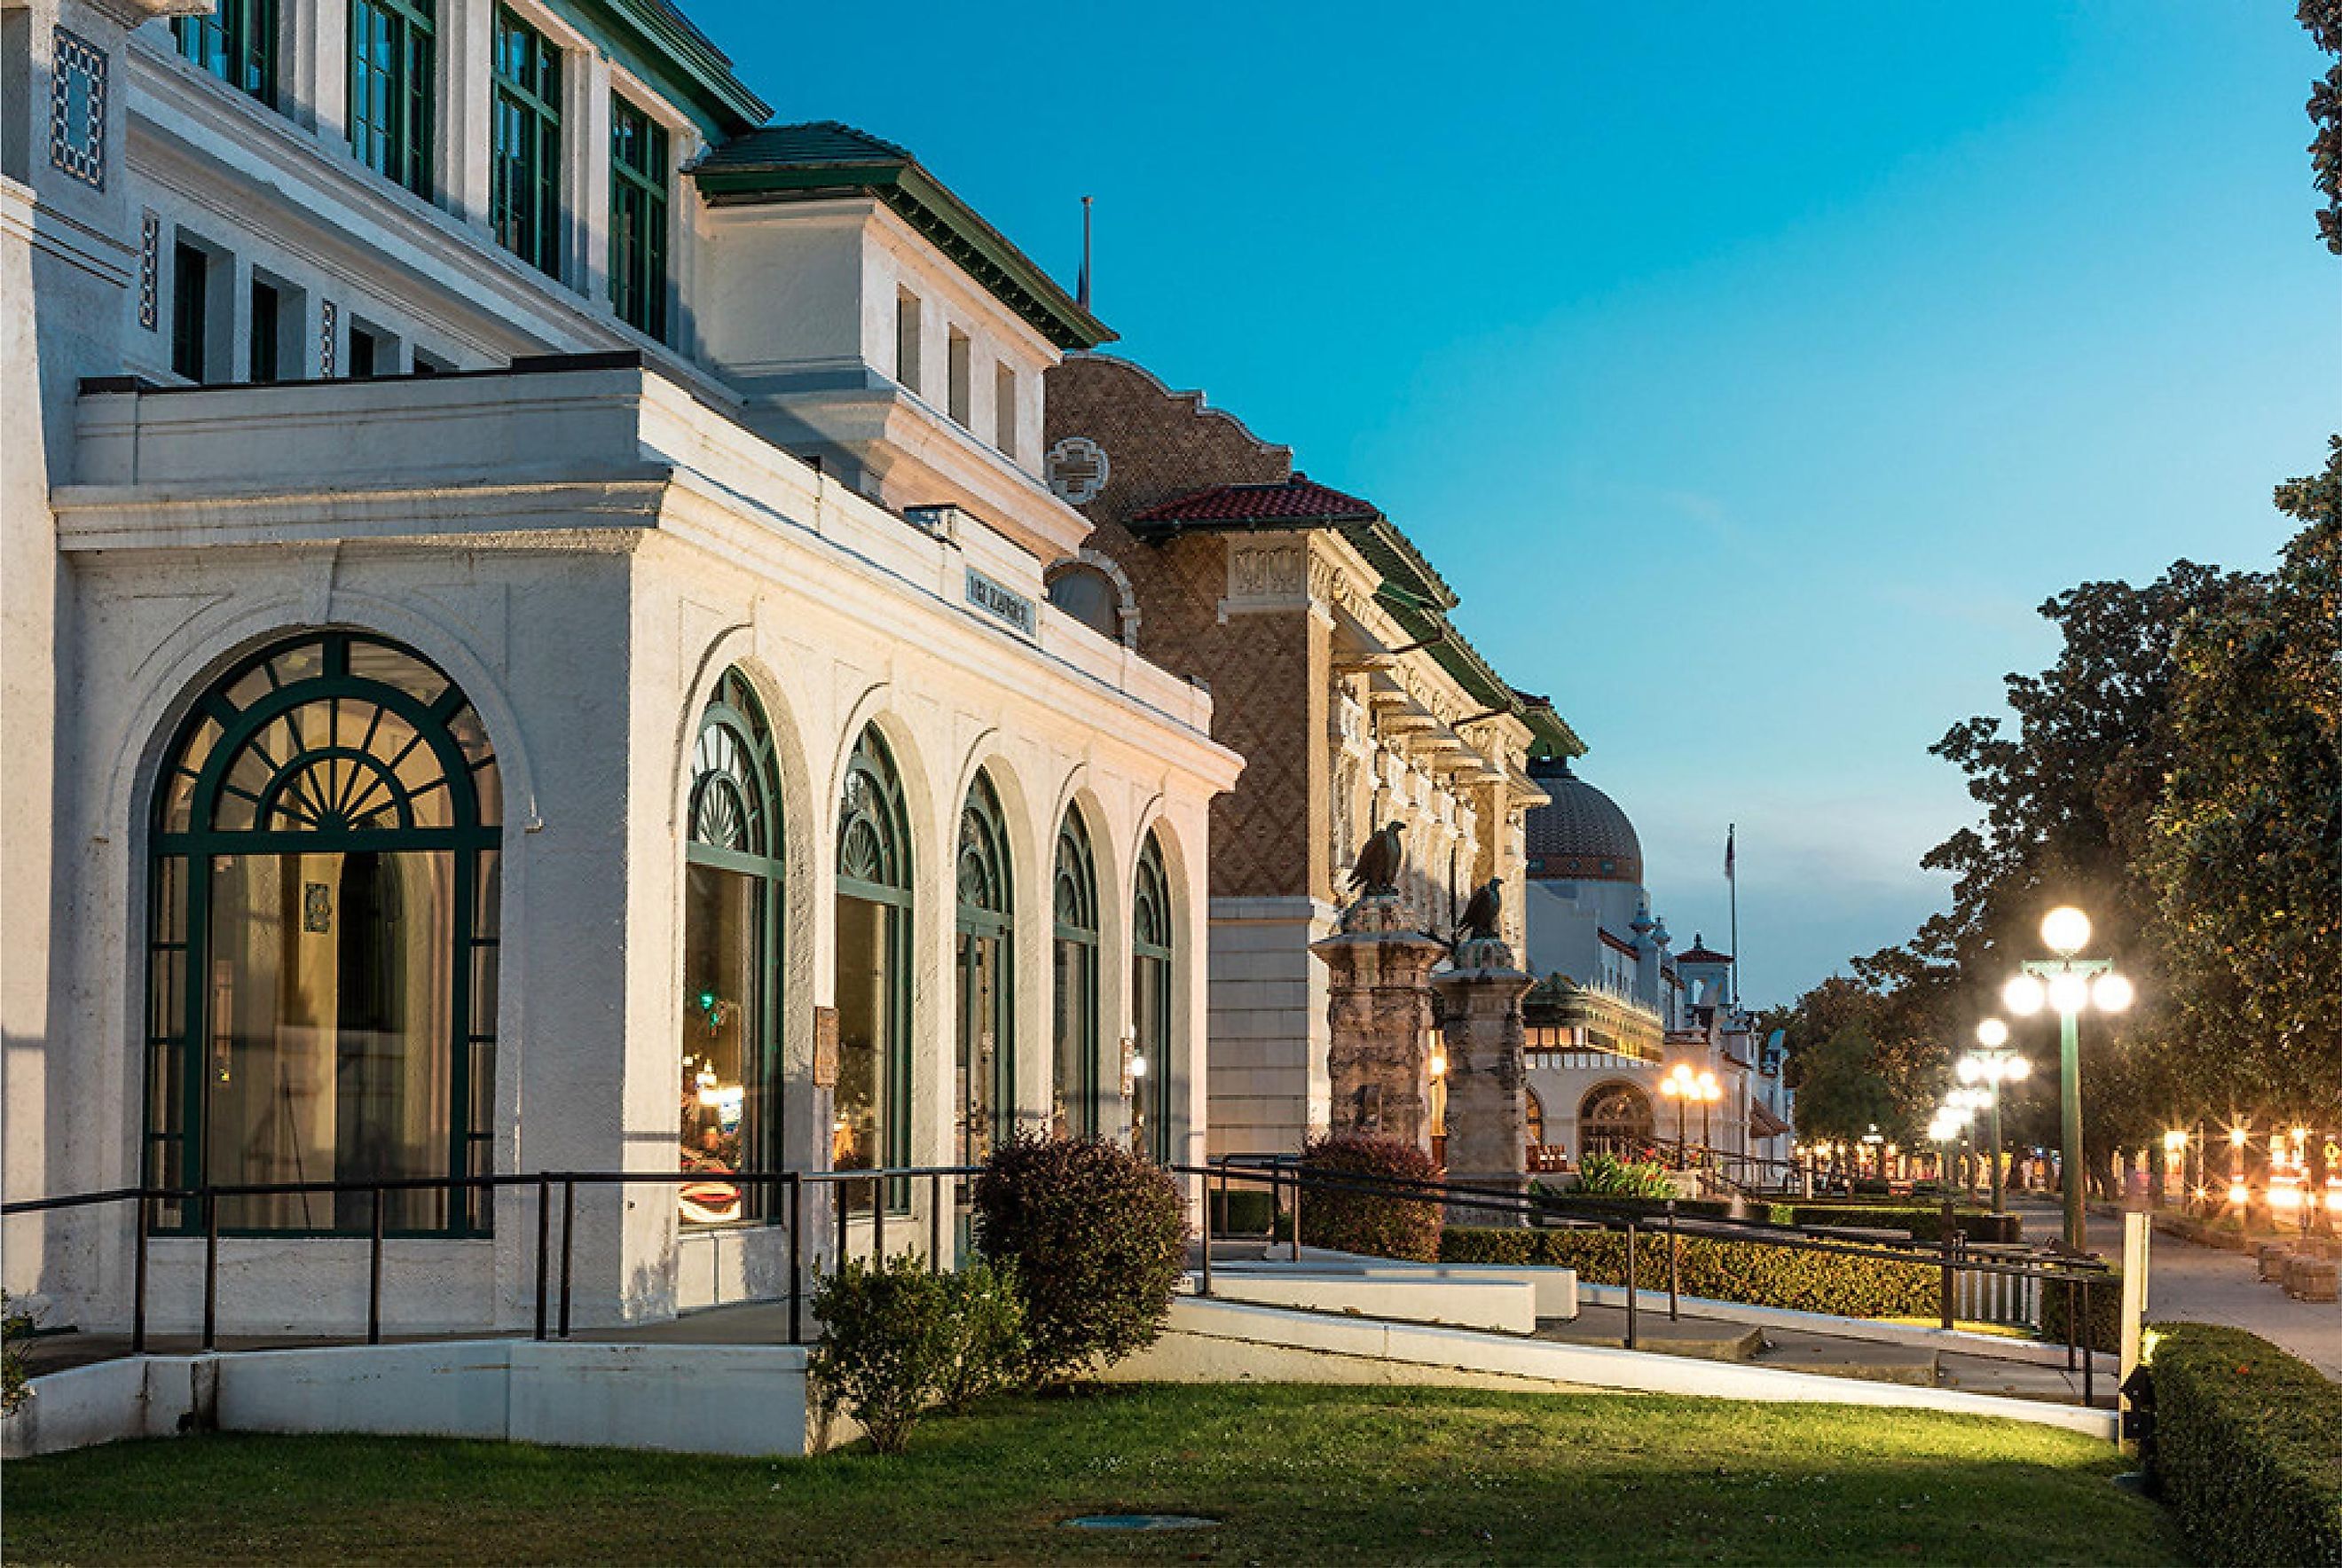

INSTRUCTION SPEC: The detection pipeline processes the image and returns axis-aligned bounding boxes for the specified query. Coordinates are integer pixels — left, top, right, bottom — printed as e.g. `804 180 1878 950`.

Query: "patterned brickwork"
1049 357 1324 901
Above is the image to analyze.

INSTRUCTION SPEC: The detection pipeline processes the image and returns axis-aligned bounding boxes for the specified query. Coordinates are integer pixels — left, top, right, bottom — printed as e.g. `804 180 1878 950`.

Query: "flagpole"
1726 824 1739 1009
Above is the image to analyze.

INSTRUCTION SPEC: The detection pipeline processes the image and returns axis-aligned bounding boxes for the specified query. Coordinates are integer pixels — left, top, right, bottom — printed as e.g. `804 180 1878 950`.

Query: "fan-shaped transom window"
680 670 784 1227
1051 809 1101 1139
1578 1083 1654 1161
145 630 500 1235
1129 832 1174 1163
835 726 911 1211
955 772 1013 1171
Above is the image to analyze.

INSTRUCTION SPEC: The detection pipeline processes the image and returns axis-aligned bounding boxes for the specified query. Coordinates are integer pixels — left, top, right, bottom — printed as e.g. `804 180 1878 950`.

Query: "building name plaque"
965 568 1035 636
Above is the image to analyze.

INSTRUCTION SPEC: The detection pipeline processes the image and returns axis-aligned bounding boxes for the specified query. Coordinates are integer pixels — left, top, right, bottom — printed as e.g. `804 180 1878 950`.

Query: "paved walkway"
2009 1196 2342 1378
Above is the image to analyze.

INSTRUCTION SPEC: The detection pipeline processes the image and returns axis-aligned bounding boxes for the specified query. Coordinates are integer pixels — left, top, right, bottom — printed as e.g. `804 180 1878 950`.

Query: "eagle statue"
1345 819 1405 898
1454 876 1504 945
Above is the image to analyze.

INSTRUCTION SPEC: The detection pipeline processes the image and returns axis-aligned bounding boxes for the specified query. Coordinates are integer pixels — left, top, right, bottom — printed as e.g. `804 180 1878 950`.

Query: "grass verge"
2 1383 2178 1565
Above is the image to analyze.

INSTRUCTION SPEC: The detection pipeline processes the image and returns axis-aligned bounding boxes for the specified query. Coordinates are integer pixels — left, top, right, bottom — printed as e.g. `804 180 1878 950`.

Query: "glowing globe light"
2002 975 2047 1016
2004 1056 2030 1080
2046 971 2091 1014
1976 1018 2010 1048
2228 1183 2250 1206
2040 906 2092 956
2092 972 2134 1013
1957 1057 1983 1085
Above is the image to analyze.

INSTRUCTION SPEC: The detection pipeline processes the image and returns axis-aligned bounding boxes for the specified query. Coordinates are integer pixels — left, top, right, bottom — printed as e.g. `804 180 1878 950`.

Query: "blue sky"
703 2 2338 1004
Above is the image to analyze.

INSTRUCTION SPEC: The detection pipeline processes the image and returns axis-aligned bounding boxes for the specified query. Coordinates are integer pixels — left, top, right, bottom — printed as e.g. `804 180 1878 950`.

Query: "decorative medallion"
319 300 338 377
1044 435 1109 506
47 28 107 191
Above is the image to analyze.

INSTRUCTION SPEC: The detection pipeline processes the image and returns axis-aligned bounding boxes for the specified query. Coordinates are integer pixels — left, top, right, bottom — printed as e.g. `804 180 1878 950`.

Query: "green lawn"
3 1384 2180 1565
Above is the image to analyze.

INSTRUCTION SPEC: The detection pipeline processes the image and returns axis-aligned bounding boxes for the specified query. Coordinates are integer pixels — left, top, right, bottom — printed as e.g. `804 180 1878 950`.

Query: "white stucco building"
3 0 1239 1336
1516 757 1793 1172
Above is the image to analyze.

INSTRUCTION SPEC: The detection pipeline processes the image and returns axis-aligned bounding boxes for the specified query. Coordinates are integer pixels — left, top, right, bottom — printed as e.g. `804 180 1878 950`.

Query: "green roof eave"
1373 585 1584 757
691 159 1114 352
557 0 768 137
1335 517 1457 610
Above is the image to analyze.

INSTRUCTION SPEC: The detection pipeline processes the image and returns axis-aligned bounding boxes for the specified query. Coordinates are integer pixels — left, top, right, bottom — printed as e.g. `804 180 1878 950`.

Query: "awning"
1749 1102 1792 1139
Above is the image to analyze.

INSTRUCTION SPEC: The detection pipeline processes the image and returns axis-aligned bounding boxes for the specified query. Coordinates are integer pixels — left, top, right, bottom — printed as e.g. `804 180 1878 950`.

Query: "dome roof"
1523 758 1642 885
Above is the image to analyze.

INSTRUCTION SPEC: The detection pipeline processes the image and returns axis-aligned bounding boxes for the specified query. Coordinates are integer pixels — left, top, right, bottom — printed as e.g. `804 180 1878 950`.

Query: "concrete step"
1750 1334 1938 1387
1532 1307 1764 1361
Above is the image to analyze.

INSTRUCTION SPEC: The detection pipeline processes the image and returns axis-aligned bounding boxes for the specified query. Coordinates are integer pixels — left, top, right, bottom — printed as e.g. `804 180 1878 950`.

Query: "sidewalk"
2009 1195 2342 1378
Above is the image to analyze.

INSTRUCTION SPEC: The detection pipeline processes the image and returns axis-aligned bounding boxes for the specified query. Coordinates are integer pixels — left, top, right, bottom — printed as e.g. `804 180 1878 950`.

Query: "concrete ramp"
1107 1295 2118 1441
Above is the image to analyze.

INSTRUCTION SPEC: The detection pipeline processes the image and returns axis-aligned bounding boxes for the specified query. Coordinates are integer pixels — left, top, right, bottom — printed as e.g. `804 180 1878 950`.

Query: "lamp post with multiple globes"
1956 1017 2030 1215
2001 906 2132 1253
1660 1063 1723 1169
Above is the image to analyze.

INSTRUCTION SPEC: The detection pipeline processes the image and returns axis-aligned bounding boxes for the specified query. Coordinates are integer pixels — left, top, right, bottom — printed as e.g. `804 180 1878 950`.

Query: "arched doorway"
1050 808 1099 1138
145 631 500 1235
1577 1082 1654 1162
678 669 782 1227
1128 832 1174 1163
835 726 910 1212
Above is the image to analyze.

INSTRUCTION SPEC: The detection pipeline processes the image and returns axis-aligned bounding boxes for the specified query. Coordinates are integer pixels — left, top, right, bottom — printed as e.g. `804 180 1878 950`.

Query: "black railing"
6 1155 2114 1408
3 1164 982 1357
1187 1155 2112 1407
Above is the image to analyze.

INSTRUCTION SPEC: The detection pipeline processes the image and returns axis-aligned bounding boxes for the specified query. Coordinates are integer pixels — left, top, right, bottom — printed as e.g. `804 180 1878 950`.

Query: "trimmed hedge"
2149 1323 2342 1565
2037 1270 2123 1355
1207 1188 1276 1237
1765 1203 2024 1245
1442 1227 1937 1319
1532 1193 1738 1223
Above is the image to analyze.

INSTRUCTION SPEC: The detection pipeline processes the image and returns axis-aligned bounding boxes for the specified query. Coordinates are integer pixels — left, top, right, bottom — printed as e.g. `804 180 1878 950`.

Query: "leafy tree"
2307 1 2342 255
2147 437 2342 1216
1788 1025 1901 1143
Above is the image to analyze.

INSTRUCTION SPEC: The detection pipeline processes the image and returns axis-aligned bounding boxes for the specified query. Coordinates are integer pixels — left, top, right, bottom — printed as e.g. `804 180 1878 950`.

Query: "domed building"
1511 757 1793 1175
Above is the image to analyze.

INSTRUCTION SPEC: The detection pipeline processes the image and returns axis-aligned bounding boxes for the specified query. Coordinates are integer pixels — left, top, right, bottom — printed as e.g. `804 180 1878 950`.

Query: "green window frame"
955 773 1014 1166
145 630 501 1237
490 7 562 278
836 726 911 1211
1131 833 1175 1164
173 0 277 106
680 669 784 1227
609 96 669 341
1051 809 1100 1139
170 242 208 383
349 0 435 199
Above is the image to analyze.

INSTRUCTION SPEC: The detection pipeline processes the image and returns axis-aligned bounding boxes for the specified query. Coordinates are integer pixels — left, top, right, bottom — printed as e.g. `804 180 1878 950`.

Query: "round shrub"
806 1254 957 1454
1298 1133 1442 1262
971 1135 1189 1384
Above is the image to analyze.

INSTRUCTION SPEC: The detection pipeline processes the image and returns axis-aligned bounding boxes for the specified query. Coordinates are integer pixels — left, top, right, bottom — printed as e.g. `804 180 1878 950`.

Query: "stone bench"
2258 1242 2294 1282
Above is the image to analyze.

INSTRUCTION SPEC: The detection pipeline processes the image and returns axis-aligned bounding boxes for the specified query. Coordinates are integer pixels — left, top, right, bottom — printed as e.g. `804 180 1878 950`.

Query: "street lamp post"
2001 906 2132 1254
1957 1017 2031 1216
1662 1063 1692 1168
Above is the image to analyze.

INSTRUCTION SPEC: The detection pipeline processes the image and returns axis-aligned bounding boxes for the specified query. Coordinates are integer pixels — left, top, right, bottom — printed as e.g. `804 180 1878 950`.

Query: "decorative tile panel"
137 212 161 330
47 28 107 190
319 300 338 377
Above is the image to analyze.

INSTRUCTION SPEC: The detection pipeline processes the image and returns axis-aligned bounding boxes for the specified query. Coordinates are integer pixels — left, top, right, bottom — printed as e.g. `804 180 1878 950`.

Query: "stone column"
1309 896 1446 1153
1430 937 1536 1203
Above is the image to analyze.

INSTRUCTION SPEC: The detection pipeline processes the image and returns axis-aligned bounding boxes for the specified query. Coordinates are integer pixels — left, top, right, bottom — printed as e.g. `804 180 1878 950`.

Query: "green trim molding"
548 0 766 138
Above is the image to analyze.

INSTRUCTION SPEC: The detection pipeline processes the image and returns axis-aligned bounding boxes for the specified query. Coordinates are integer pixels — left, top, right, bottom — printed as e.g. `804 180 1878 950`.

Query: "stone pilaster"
1431 938 1535 1204
1310 895 1445 1152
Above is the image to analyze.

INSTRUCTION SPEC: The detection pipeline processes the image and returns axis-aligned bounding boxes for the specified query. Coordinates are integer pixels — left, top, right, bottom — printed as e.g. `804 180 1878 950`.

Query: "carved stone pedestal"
1310 896 1446 1153
1430 937 1536 1207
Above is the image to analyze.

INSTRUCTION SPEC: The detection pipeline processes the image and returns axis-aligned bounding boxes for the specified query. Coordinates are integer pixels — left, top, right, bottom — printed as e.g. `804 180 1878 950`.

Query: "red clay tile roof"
1677 940 1733 965
1131 478 1381 528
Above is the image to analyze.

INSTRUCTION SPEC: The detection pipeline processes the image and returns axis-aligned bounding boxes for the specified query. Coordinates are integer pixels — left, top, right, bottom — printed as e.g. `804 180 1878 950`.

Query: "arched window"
1578 1083 1654 1161
835 726 910 1211
1045 562 1122 641
145 631 499 1235
955 772 1012 1167
1128 832 1174 1164
1050 809 1100 1138
1526 1088 1546 1149
679 670 782 1227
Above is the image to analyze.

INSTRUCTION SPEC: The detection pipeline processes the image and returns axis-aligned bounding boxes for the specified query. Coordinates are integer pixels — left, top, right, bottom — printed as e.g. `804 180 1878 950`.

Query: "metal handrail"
1186 1156 2108 1405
